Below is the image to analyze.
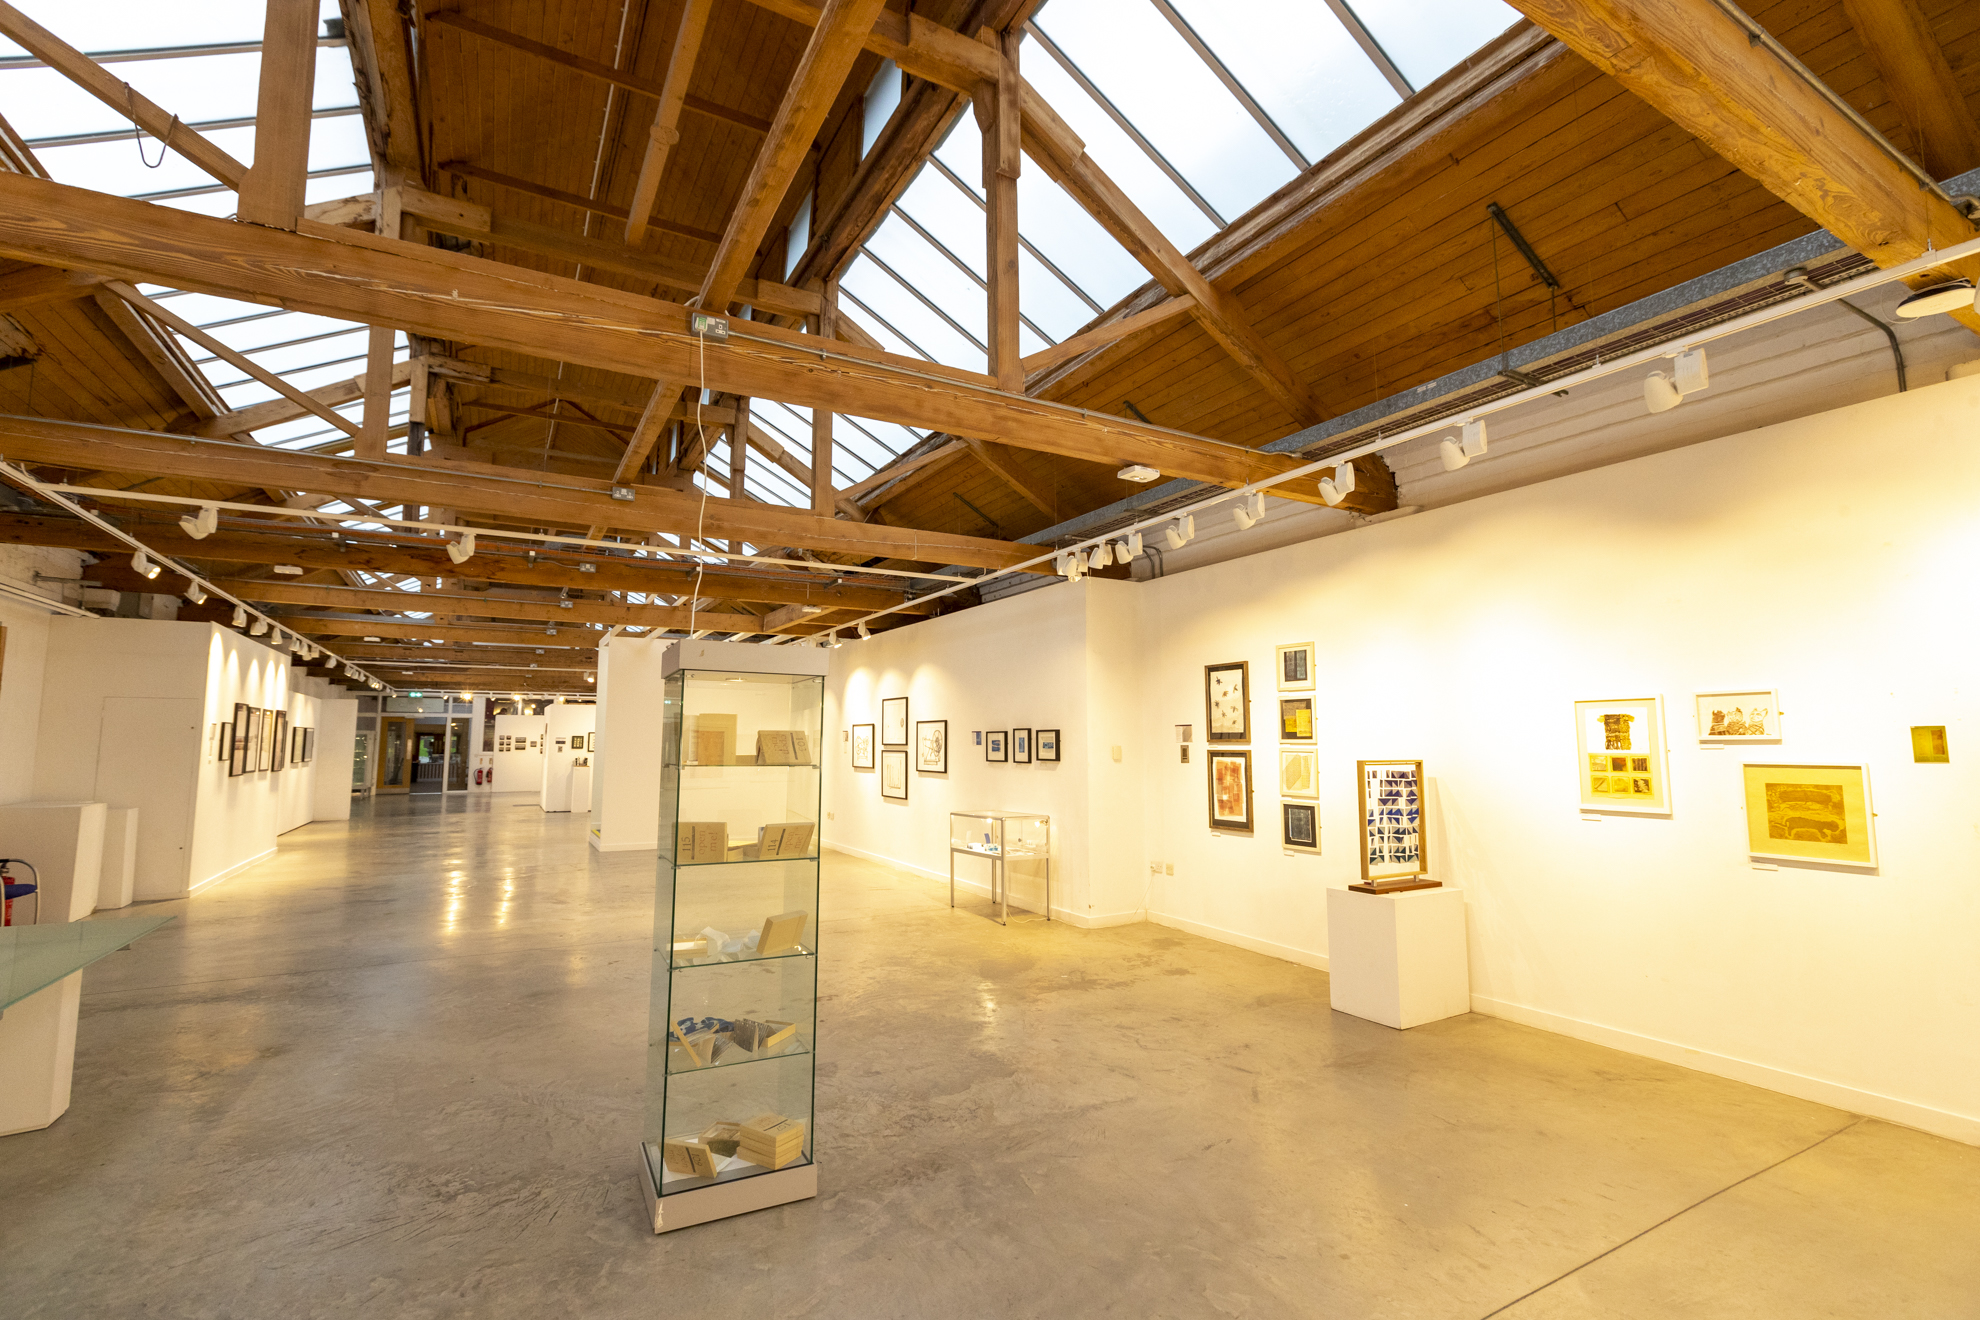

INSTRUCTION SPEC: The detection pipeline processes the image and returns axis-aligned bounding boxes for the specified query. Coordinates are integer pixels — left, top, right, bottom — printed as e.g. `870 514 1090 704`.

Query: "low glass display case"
948 810 1052 926
642 640 830 1234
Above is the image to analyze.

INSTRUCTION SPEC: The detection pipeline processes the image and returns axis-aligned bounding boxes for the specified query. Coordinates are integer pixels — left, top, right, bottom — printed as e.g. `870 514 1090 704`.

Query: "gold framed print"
1357 759 1426 882
1279 748 1317 799
1574 696 1670 815
1741 763 1876 867
1275 642 1315 692
1206 749 1253 832
1205 661 1249 743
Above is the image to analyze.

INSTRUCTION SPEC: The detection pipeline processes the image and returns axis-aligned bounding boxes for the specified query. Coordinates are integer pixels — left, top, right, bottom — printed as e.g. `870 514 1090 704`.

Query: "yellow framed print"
1741 763 1876 867
1574 696 1670 815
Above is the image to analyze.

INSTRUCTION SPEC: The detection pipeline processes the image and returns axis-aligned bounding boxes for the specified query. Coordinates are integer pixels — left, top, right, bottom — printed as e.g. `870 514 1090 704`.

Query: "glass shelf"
676 851 820 869
666 1035 812 1076
2 913 176 1009
669 948 814 972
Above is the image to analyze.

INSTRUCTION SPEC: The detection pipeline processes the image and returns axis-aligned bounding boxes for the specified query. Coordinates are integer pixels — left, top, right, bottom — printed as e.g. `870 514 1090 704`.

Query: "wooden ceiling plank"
0 266 107 314
1504 0 1980 330
346 0 423 179
1839 0 1980 180
0 1 247 188
238 0 319 229
89 292 227 424
964 438 1055 519
626 0 720 245
1020 294 1196 378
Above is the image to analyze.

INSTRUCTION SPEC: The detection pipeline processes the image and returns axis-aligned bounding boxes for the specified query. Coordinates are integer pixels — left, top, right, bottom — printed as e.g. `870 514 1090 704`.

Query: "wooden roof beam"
194 360 412 438
0 266 107 314
343 0 423 180
1505 0 1980 333
282 615 607 648
626 0 717 246
237 0 318 229
0 1 246 188
214 577 767 633
1018 294 1194 378
1839 0 1980 183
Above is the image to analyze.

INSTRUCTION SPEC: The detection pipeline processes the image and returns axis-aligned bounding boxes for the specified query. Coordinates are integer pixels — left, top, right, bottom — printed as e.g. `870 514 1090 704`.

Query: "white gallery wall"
825 372 1980 1145
0 545 84 804
592 632 669 851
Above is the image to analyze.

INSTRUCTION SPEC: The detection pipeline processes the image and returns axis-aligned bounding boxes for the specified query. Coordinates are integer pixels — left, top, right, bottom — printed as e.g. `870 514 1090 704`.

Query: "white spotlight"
825 631 842 648
184 582 207 605
1894 279 1977 319
1162 519 1187 551
1090 541 1113 569
1645 347 1709 413
1126 531 1143 559
1643 371 1681 413
585 671 597 682
249 618 269 636
1318 463 1357 506
1673 347 1708 395
325 657 339 671
1441 419 1490 471
179 505 218 540
857 622 871 640
1232 490 1267 530
446 530 477 565
232 605 247 627
130 550 161 580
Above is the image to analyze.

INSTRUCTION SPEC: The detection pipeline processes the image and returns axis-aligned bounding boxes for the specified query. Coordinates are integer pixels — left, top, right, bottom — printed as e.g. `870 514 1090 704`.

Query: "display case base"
640 1148 818 1234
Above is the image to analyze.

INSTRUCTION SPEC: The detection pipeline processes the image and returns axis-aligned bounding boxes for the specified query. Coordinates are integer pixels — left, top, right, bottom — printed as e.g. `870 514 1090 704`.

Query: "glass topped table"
2 914 176 1010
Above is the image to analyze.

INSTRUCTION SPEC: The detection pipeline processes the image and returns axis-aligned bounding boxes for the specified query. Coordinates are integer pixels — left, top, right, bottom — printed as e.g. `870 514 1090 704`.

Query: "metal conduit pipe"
1785 267 1905 393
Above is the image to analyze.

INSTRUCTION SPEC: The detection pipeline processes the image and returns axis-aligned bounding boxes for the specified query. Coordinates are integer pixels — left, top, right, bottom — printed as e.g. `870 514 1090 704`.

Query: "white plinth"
0 802 108 923
1326 885 1470 1029
0 972 81 1134
98 808 139 910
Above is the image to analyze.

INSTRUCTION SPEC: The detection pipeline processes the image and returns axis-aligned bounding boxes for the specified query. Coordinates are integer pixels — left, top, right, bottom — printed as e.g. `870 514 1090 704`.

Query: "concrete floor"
2 796 1976 1319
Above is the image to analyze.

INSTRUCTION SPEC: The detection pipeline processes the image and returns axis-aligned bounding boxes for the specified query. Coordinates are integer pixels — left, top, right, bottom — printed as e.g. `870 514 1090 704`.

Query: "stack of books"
739 1113 806 1170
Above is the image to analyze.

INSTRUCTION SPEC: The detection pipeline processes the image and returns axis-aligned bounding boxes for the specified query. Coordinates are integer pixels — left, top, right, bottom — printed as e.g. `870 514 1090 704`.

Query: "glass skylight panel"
1169 0 1402 164
1031 0 1293 224
894 169 985 278
1347 0 1521 90
862 213 988 348
840 253 985 372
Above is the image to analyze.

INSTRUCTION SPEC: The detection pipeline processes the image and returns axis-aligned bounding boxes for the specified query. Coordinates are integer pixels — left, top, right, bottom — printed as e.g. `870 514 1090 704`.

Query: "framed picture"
1207 749 1253 831
1275 642 1315 692
1574 696 1670 814
1741 762 1876 867
570 734 586 751
289 727 301 765
1279 748 1317 799
881 696 908 746
218 723 233 767
915 720 947 773
1911 726 1950 763
1205 661 1249 743
1278 697 1313 742
986 730 1007 762
1357 759 1426 883
302 728 315 765
231 702 251 777
260 709 278 772
1035 728 1060 762
1013 728 1031 764
243 706 262 775
851 723 875 769
1282 802 1319 852
880 748 908 800
272 711 289 773
1696 690 1779 742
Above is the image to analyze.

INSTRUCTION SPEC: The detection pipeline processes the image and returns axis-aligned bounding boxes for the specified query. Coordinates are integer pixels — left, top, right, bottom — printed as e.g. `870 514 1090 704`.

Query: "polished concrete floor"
3 797 1976 1318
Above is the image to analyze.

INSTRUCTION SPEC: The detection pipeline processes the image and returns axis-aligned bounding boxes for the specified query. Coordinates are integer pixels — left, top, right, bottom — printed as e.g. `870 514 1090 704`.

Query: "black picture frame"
219 722 233 768
915 719 947 773
230 702 250 776
1013 727 1031 764
1205 661 1251 743
881 696 908 746
986 730 1008 762
1207 748 1254 832
1035 728 1060 762
272 711 289 773
880 748 908 800
302 728 316 765
243 705 262 775
260 709 278 772
851 723 875 769
1282 801 1319 851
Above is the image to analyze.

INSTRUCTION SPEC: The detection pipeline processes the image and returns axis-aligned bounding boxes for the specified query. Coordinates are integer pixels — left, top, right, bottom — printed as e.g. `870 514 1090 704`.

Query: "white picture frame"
1275 641 1315 692
1695 689 1780 742
1574 696 1671 815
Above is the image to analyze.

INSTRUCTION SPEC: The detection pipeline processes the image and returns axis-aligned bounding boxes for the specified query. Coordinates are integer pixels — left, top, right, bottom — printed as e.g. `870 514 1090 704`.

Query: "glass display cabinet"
948 810 1052 926
642 640 830 1234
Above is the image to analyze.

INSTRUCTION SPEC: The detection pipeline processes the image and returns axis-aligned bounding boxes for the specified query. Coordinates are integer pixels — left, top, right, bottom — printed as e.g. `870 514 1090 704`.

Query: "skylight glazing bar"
1145 0 1308 169
861 248 988 354
27 104 362 150
888 204 1058 345
1324 0 1413 97
836 284 940 363
188 323 368 366
134 162 371 203
1025 21 1227 228
0 36 350 71
928 157 1104 314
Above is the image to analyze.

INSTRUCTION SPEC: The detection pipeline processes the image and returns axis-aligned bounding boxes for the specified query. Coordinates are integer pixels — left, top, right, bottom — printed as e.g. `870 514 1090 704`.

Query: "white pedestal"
0 802 108 923
1326 885 1470 1029
98 808 139 910
0 972 81 1134
569 765 592 815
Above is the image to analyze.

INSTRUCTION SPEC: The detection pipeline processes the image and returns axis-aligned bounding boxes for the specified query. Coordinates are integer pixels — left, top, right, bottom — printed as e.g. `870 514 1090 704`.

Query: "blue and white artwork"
1361 761 1425 882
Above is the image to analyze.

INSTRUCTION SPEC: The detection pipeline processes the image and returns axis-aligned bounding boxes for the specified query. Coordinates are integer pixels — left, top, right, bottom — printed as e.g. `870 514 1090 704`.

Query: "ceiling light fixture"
1232 490 1267 531
1644 347 1709 414
1439 419 1490 471
1116 464 1160 483
249 618 269 636
446 530 476 565
857 622 871 640
1893 278 1977 319
1162 514 1194 551
1318 463 1356 506
183 582 206 605
232 605 247 627
130 550 161 580
178 505 219 540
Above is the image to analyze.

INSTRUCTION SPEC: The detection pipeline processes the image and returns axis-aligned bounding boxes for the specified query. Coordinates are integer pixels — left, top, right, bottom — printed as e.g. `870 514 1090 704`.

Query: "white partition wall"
491 714 546 793
590 632 670 851
539 702 597 812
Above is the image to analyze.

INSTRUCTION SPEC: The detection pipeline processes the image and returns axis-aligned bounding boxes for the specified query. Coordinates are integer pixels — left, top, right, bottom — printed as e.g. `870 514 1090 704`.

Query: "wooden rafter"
237 0 319 229
626 0 718 245
211 578 767 633
1019 295 1195 378
439 161 724 245
1838 0 1980 182
192 360 412 438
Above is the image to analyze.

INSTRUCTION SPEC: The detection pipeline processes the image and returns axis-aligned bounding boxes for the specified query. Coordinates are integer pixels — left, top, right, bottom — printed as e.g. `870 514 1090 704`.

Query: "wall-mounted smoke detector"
1116 464 1161 483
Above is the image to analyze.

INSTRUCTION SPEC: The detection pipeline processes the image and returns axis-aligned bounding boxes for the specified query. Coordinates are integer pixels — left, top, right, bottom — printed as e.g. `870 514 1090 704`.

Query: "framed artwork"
1207 749 1253 831
881 697 908 746
260 709 278 772
915 720 947 773
1013 728 1031 764
1741 762 1876 867
243 706 262 775
289 727 301 765
1696 690 1779 742
1205 661 1250 743
1275 642 1315 692
1279 748 1317 799
1357 759 1426 883
303 728 315 764
1574 697 1670 814
1911 726 1949 763
1282 802 1319 852
986 730 1008 762
230 702 251 777
880 748 908 800
1278 697 1313 742
272 711 289 773
570 734 586 751
851 723 875 769
219 723 233 767
1036 728 1060 762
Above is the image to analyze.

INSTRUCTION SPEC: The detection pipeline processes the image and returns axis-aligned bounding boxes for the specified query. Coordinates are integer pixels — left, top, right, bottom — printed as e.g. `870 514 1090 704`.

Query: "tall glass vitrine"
642 640 829 1233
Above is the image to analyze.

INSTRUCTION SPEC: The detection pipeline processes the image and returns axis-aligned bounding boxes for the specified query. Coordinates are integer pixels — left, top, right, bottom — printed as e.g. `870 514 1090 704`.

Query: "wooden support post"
811 283 838 515
731 395 750 496
360 326 394 459
979 31 1022 392
237 0 319 228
